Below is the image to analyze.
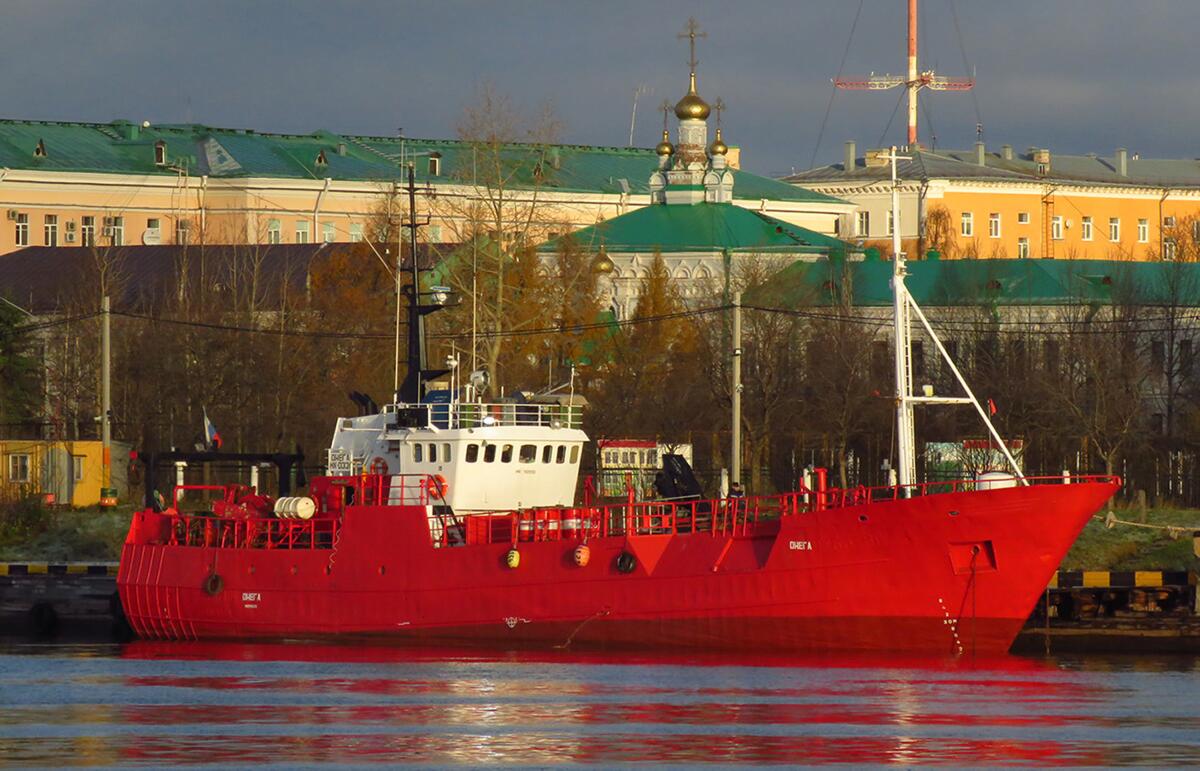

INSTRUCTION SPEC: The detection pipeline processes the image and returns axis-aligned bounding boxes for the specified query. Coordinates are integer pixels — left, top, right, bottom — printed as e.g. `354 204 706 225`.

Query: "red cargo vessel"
117 152 1120 654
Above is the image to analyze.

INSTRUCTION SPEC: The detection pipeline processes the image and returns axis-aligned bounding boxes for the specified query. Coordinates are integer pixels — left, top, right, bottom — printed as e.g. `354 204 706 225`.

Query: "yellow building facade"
788 144 1200 260
0 120 851 259
0 439 131 507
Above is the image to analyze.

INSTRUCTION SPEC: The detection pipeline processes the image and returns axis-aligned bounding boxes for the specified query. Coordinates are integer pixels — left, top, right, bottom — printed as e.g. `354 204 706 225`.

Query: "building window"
154 140 167 166
80 216 95 247
1151 340 1166 373
1017 237 1030 259
427 224 442 242
1165 238 1178 261
322 222 335 243
175 219 191 245
1164 215 1176 228
887 210 895 237
14 213 28 246
1081 216 1092 241
1181 339 1193 376
988 213 1000 238
911 341 925 379
295 221 310 243
1193 220 1200 243
106 216 124 245
1017 212 1030 224
857 210 870 237
7 454 30 483
267 219 281 244
428 154 441 176
961 212 973 237
1109 217 1120 242
43 214 58 246
1052 215 1063 240
349 223 363 242
1138 218 1149 243
72 456 84 482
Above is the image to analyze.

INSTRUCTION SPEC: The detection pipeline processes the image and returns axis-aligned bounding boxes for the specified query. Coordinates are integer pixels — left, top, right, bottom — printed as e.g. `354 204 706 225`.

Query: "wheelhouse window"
501 444 514 463
542 445 553 463
557 445 566 464
466 444 479 462
484 444 496 463
519 444 537 463
412 444 423 463
428 444 437 463
442 443 451 462
569 446 579 464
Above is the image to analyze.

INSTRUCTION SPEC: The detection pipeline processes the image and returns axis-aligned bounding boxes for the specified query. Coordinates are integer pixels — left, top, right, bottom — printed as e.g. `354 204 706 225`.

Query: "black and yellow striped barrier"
0 563 118 577
1050 570 1194 589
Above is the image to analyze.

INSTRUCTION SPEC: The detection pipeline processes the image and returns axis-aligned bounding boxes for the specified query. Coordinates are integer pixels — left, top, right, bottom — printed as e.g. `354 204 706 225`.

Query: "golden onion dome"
655 129 674 156
674 71 710 121
709 127 728 156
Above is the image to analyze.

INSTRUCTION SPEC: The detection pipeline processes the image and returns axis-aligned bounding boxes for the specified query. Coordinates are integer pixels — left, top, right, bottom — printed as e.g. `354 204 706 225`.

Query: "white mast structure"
884 146 1025 488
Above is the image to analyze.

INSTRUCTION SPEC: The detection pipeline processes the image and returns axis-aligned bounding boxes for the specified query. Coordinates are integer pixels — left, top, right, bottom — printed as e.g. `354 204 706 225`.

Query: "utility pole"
731 291 743 485
100 295 114 505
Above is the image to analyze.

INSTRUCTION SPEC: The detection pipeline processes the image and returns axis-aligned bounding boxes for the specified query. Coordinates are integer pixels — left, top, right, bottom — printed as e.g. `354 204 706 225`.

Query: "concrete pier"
0 563 122 638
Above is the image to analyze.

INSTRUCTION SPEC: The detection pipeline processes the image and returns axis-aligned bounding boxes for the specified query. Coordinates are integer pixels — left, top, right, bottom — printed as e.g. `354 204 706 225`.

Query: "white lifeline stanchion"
884 146 1027 487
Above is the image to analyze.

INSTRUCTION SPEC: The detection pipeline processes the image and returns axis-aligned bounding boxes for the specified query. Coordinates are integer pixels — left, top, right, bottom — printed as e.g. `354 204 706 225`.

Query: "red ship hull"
118 478 1118 655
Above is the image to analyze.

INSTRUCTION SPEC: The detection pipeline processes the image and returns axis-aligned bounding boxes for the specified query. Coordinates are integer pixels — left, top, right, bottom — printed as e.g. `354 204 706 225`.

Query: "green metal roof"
749 257 1200 308
0 118 844 205
539 202 851 255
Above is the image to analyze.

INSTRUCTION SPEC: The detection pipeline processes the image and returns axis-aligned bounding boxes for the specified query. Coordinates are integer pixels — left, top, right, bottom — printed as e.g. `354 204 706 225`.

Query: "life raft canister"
369 456 389 475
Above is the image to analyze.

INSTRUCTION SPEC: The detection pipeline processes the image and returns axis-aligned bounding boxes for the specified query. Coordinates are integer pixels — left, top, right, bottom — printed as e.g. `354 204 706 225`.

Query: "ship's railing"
165 512 339 550
393 401 583 430
447 473 1120 547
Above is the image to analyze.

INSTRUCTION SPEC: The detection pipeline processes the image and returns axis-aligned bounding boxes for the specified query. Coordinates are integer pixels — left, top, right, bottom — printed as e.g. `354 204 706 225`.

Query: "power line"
809 0 865 170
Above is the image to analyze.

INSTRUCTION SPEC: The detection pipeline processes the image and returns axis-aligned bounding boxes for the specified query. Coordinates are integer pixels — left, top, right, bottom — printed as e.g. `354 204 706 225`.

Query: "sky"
2 0 1198 177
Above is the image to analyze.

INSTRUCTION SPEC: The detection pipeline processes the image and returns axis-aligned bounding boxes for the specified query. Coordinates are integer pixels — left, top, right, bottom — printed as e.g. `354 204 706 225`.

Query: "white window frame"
1109 217 1120 242
267 219 281 244
886 210 895 237
857 210 870 237
175 219 191 245
1017 212 1030 225
961 211 974 237
1165 237 1178 261
72 456 84 482
80 216 95 247
1052 215 1063 241
8 454 30 483
1017 237 1030 259
988 213 1000 239
321 222 335 243
107 216 124 245
1081 217 1093 241
1138 218 1149 243
349 223 363 242
43 214 58 246
295 221 310 244
14 213 28 246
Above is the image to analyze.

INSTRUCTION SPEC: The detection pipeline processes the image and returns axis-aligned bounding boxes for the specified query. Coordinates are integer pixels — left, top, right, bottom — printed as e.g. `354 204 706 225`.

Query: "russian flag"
203 407 223 450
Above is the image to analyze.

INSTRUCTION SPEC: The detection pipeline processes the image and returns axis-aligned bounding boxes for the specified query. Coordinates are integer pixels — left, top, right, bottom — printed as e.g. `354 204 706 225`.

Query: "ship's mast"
885 147 1026 486
835 0 974 148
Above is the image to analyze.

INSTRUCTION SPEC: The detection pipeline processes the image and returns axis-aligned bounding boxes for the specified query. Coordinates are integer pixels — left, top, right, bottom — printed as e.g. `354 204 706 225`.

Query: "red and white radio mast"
834 0 974 148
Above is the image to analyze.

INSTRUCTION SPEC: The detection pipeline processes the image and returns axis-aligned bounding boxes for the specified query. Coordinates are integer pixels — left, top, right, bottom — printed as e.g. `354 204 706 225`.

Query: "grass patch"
1062 504 1200 571
0 498 133 562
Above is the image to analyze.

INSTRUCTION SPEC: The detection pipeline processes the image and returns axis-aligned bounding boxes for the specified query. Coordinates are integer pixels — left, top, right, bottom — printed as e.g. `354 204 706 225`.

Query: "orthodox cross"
713 97 725 127
678 17 706 71
659 99 672 131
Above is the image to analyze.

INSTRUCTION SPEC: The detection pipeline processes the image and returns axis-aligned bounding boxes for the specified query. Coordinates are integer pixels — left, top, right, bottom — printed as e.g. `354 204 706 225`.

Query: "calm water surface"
0 642 1197 767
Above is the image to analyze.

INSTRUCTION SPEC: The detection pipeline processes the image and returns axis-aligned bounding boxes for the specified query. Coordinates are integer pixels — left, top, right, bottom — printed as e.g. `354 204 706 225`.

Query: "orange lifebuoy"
369 456 389 475
429 474 449 499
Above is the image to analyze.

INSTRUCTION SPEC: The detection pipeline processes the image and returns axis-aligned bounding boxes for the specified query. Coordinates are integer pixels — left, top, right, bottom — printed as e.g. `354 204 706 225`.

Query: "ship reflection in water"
1 642 1198 766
